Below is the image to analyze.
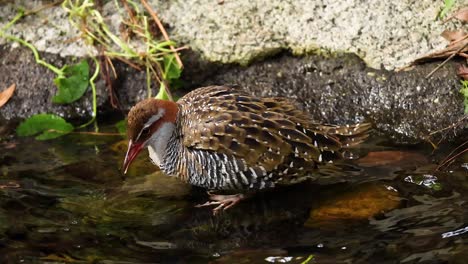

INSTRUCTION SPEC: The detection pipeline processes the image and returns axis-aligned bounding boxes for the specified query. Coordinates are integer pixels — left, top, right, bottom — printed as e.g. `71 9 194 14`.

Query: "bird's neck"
146 100 179 167
147 122 176 167
157 100 178 124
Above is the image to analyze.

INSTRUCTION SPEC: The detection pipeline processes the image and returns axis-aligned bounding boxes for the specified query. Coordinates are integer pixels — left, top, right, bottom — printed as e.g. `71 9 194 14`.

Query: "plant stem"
78 57 100 129
146 58 152 98
140 0 183 69
69 131 122 136
301 255 315 264
0 9 24 32
155 60 173 101
0 10 63 76
2 35 63 76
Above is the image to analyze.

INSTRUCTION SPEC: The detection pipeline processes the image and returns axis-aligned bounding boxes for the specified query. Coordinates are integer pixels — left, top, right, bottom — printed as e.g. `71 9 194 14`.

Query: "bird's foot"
195 192 245 215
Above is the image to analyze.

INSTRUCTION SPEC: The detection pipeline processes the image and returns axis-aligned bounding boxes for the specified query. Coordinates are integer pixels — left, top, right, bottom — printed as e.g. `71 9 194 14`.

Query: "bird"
123 85 370 214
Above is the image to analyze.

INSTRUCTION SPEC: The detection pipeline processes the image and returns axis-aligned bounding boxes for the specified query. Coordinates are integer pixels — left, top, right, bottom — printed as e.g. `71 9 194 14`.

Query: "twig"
425 116 467 150
436 140 468 170
450 34 468 46
46 129 123 136
24 0 63 16
429 116 467 136
140 0 184 69
70 131 123 136
120 0 138 25
426 41 468 78
425 137 438 150
154 60 174 101
436 145 468 171
113 56 143 71
147 58 174 101
100 52 121 109
443 7 468 23
104 55 118 78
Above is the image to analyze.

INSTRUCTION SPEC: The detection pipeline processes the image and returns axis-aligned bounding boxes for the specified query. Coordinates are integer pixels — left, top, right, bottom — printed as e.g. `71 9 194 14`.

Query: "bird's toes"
194 201 221 208
212 203 226 215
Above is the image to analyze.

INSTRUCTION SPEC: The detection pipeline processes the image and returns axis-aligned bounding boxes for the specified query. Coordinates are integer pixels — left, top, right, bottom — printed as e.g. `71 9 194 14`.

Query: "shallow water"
0 126 467 263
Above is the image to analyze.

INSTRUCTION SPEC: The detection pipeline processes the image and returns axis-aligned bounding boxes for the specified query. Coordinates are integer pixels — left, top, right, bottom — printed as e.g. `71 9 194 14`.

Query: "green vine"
0 10 63 77
1 1 183 140
0 8 97 139
62 0 182 100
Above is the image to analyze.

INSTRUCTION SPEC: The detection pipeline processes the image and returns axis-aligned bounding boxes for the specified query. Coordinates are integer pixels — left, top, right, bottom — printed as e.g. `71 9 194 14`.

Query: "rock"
0 47 466 143
0 1 466 143
304 183 401 228
196 53 466 143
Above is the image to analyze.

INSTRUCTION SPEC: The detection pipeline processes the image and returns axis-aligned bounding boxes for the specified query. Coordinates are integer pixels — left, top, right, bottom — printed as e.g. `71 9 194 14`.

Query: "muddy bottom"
0 125 467 263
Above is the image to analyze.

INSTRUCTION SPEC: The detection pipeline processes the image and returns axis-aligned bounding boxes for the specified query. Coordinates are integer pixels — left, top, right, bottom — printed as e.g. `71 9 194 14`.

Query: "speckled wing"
176 85 370 187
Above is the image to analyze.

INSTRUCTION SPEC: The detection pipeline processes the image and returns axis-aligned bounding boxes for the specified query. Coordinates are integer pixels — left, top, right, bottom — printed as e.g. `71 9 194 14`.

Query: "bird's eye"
136 126 151 141
141 127 150 137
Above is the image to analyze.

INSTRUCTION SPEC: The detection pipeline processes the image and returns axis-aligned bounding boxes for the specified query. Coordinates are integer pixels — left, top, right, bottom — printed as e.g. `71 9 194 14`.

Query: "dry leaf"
441 30 467 43
458 64 468 80
412 34 468 64
0 84 16 108
450 7 468 22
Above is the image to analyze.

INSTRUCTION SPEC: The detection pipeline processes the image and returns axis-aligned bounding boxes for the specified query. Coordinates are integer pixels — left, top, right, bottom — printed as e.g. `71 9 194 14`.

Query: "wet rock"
0 1 466 144
0 45 107 121
0 47 466 144
198 53 466 143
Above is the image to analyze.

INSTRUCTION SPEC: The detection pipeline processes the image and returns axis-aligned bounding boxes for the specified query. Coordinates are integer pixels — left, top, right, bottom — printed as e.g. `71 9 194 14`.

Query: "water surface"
0 126 467 263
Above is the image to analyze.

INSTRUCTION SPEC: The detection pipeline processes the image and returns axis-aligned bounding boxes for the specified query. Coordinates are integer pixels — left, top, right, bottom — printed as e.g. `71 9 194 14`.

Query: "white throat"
146 122 175 167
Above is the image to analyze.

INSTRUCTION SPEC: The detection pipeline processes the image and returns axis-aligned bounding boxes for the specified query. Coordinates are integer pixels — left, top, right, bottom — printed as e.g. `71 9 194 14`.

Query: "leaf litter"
0 84 16 108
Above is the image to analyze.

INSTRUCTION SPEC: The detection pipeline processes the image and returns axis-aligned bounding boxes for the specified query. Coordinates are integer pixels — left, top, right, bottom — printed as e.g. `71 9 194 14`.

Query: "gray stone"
0 0 464 69
0 1 466 143
156 0 465 69
1 46 464 143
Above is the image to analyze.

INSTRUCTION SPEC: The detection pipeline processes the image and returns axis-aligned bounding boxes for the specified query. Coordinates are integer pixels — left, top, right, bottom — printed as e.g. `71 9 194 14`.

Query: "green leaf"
163 54 181 80
461 81 468 114
115 119 127 135
439 0 455 19
17 114 74 140
52 60 90 104
156 83 171 100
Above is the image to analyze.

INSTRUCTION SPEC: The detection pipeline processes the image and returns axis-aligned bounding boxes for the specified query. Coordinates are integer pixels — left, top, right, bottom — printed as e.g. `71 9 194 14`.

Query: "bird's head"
122 98 178 174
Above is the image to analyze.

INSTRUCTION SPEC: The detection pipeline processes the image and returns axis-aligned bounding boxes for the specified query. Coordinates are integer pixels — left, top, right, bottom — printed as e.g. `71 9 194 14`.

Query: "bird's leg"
195 191 246 215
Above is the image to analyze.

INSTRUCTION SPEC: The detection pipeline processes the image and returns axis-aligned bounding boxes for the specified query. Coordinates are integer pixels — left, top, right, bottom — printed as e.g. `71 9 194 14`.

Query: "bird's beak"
122 140 144 174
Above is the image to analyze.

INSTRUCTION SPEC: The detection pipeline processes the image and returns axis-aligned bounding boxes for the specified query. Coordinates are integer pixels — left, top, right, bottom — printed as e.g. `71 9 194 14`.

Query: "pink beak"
122 140 144 174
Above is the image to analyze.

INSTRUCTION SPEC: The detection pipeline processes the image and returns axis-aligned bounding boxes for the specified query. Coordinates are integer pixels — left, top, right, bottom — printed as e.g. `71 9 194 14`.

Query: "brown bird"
123 86 370 214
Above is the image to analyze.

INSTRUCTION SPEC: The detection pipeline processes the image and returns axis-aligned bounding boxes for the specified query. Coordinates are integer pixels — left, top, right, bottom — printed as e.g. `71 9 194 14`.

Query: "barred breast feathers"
168 85 370 189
